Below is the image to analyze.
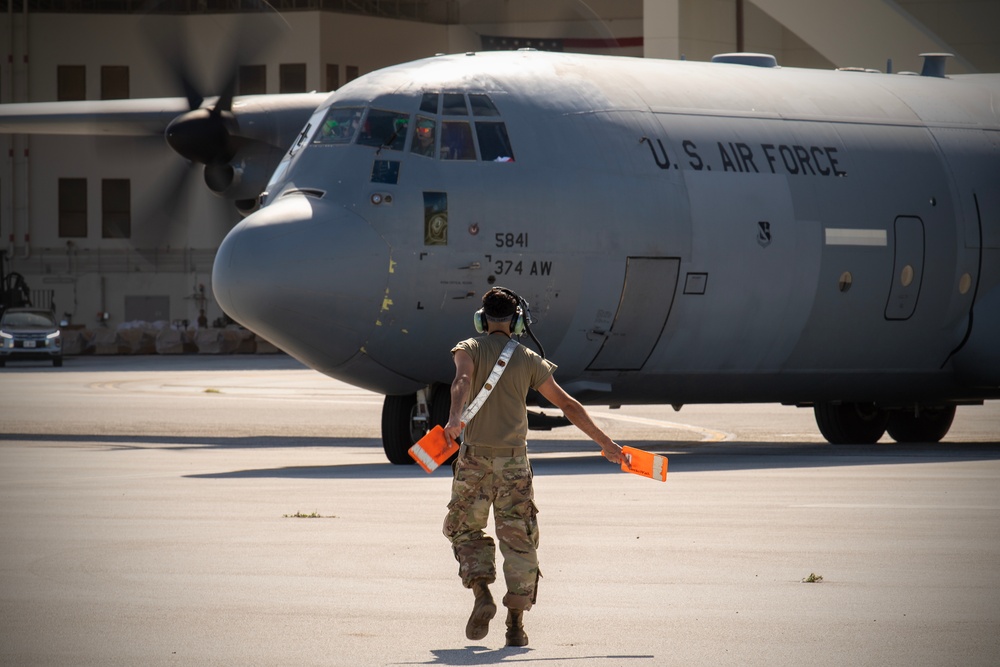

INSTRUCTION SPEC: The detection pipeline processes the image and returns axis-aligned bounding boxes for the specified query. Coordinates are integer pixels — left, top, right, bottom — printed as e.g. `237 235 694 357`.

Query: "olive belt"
460 443 527 458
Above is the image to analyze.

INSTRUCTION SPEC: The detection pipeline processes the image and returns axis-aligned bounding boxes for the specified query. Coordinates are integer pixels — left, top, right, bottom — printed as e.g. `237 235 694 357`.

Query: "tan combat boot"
505 609 528 647
465 580 497 640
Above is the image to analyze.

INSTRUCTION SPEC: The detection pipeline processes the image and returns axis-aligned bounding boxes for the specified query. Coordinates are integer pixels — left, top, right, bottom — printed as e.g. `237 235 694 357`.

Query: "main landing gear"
381 385 451 464
813 402 957 444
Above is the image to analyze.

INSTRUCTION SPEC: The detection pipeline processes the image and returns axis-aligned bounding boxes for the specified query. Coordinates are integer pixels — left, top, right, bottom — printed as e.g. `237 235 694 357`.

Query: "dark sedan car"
0 308 62 367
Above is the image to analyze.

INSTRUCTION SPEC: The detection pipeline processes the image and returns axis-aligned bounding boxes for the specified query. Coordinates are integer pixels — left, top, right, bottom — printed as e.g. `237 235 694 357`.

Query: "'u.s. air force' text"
643 137 847 177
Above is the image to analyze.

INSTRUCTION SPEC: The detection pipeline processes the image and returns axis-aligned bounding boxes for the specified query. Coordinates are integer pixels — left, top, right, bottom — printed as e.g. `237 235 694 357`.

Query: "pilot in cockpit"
412 117 436 157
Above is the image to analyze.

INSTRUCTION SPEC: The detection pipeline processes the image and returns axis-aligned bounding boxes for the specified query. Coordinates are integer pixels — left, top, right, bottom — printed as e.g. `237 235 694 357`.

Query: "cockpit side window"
475 122 515 162
442 93 469 116
469 94 500 117
313 107 364 145
357 109 410 151
420 92 439 114
441 121 476 160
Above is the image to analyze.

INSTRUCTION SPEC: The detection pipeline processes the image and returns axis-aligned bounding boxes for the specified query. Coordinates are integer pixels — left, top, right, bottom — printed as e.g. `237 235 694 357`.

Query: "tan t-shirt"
452 333 557 451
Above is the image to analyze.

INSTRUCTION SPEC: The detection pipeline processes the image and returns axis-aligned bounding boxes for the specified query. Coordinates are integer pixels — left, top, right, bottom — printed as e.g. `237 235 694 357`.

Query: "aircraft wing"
0 93 327 202
0 98 192 136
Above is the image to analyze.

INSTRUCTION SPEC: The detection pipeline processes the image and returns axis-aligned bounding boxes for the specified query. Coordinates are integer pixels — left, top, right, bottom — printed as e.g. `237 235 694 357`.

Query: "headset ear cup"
511 308 525 336
473 309 486 334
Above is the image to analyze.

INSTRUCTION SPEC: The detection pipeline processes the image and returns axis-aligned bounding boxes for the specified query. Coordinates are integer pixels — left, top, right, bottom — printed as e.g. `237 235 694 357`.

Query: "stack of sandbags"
234 328 256 354
195 328 242 354
254 336 280 354
117 326 157 355
59 327 94 356
155 328 197 354
93 328 128 355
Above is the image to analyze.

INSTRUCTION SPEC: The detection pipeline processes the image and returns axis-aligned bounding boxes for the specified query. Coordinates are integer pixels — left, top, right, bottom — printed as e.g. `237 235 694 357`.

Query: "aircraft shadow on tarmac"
182 439 1000 480
4 433 997 479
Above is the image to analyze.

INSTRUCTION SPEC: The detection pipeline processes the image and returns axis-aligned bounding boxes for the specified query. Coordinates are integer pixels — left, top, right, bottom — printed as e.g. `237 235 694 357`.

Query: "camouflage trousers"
443 450 540 611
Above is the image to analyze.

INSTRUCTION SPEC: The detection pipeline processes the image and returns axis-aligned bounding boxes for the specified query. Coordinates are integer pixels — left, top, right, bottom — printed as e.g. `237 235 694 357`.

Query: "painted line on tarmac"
594 412 735 442
88 379 382 403
793 503 1000 511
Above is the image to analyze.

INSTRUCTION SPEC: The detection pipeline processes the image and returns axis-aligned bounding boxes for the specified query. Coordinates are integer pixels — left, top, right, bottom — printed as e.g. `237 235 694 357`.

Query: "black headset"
474 287 527 335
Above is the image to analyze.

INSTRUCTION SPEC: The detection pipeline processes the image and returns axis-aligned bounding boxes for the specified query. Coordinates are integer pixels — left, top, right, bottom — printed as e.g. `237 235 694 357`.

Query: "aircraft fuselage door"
885 216 925 320
587 257 680 371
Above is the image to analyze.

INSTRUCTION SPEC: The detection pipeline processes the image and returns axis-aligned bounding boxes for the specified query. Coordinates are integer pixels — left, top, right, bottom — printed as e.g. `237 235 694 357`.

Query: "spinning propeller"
136 1 290 245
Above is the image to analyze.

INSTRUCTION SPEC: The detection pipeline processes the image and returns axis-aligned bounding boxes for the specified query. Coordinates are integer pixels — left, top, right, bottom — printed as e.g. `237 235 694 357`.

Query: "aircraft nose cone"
213 195 389 369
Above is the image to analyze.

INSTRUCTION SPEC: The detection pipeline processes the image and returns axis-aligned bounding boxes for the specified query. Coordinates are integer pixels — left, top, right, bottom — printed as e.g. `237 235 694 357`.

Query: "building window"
346 65 359 84
239 65 266 95
279 63 306 93
57 65 86 101
101 66 129 100
326 63 339 91
58 178 88 238
102 179 130 239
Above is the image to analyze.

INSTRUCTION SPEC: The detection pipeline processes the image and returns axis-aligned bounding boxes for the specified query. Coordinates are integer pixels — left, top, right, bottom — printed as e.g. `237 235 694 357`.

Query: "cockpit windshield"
312 107 364 145
304 93 514 162
357 109 410 151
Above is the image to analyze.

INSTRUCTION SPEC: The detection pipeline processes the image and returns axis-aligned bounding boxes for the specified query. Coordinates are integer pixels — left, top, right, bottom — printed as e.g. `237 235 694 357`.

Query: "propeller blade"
140 9 204 111
134 158 201 250
214 2 290 114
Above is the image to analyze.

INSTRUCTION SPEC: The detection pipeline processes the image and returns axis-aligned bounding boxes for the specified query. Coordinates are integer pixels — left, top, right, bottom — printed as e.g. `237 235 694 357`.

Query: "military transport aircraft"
3 48 999 463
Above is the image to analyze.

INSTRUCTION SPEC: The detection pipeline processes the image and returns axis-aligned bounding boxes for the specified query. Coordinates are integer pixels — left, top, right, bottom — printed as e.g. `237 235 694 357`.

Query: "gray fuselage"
213 51 1000 408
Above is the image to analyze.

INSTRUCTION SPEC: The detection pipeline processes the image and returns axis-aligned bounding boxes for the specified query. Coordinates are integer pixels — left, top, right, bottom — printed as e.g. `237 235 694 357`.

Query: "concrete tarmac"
1 355 999 666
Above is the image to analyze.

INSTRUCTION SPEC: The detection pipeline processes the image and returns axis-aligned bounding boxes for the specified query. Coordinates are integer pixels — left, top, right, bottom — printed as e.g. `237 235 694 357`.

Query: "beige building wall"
898 0 1000 72
0 10 455 327
644 0 997 73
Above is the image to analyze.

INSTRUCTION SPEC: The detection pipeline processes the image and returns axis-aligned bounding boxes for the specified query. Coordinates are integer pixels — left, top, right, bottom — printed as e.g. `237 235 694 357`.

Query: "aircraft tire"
814 402 888 444
381 394 419 465
429 384 452 428
886 405 956 443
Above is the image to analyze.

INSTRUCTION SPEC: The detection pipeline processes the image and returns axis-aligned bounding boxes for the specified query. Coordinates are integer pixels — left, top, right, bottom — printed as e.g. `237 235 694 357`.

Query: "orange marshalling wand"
408 425 460 473
617 445 668 482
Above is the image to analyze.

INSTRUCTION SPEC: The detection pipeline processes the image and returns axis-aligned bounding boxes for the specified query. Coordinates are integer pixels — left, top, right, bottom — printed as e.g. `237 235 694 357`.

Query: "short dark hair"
482 287 518 319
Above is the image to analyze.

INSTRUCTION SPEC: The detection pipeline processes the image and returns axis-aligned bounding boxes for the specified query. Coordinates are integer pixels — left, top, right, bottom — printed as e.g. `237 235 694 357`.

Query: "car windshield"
2 311 56 328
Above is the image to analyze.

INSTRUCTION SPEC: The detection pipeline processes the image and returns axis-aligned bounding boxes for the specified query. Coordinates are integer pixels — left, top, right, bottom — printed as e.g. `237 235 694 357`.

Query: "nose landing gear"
381 385 451 464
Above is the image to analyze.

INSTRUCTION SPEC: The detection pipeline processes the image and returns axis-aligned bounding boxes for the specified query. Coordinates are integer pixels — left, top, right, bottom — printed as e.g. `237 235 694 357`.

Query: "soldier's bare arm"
445 350 475 441
537 376 624 464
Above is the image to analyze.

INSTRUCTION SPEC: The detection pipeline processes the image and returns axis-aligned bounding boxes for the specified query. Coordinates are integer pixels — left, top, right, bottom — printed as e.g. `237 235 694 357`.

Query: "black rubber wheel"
886 406 956 443
381 387 454 465
429 384 451 429
814 402 888 444
381 394 419 465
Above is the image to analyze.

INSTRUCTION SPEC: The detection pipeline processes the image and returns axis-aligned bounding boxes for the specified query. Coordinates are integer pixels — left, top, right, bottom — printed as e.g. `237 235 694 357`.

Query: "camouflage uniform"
444 451 540 610
444 333 556 611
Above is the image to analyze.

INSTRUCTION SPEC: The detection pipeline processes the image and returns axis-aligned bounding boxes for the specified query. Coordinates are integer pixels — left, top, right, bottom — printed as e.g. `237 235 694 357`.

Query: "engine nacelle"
204 152 275 202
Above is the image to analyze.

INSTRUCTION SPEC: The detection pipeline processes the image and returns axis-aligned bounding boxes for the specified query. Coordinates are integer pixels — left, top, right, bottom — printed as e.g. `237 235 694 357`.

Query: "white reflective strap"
461 338 519 424
410 444 439 472
652 454 664 480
